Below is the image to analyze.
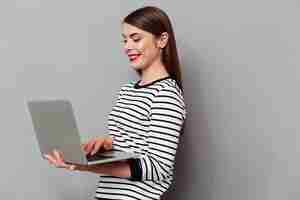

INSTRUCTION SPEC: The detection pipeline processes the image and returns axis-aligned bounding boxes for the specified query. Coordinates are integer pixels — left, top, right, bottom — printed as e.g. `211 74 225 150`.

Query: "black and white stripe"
95 78 186 200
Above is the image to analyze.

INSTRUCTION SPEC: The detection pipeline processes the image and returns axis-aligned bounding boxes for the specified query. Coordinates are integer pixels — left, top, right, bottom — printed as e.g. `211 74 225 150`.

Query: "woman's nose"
124 43 130 51
123 40 134 52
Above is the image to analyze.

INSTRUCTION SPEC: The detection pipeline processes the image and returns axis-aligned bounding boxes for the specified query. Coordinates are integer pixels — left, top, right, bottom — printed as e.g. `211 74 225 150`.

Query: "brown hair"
123 6 183 92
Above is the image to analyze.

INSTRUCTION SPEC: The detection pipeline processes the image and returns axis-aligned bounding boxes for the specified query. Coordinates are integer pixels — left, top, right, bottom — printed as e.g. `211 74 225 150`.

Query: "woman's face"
122 23 162 71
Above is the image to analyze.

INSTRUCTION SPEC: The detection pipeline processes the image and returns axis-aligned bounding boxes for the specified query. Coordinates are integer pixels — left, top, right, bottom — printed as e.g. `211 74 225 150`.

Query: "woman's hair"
123 6 183 91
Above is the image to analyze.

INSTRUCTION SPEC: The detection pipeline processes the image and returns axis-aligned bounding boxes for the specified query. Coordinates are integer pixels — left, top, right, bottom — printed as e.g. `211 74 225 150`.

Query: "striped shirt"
95 76 186 200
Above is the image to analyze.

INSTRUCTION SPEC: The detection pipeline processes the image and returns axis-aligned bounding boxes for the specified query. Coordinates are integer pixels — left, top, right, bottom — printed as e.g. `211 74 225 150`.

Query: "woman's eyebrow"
122 33 141 38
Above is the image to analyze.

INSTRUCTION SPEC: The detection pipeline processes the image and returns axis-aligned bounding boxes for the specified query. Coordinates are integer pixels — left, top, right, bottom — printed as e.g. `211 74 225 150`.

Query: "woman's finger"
85 139 96 154
53 149 70 168
81 143 89 155
81 142 86 150
104 137 113 150
57 150 65 161
44 154 58 166
53 149 63 162
45 152 77 170
80 143 86 151
91 139 104 155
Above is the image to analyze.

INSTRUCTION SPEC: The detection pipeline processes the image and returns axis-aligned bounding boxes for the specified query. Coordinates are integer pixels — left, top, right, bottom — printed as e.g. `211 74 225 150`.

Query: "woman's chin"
130 63 143 70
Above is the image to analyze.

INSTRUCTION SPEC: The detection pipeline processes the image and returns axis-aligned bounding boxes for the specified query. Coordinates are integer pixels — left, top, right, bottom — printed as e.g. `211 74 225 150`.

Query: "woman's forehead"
122 23 149 38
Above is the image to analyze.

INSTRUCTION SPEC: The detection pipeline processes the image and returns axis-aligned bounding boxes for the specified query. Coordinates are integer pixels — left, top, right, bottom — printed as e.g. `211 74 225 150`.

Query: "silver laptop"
27 99 138 165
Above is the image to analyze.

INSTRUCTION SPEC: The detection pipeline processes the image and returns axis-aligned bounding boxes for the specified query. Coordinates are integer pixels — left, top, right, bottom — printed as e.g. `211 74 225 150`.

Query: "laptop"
27 99 138 165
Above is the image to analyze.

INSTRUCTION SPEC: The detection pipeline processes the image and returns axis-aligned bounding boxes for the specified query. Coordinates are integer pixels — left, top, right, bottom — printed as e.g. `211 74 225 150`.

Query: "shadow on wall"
162 42 217 200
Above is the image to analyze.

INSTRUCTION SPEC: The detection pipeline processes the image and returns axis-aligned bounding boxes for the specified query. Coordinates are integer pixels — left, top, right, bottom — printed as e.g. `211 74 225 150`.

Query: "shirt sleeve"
129 86 186 181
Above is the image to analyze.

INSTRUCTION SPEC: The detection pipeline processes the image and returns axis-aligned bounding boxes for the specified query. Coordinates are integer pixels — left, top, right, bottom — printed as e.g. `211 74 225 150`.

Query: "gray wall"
0 0 299 200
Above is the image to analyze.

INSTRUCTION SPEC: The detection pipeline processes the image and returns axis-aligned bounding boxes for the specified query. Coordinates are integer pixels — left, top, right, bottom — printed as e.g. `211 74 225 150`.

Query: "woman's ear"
158 32 169 49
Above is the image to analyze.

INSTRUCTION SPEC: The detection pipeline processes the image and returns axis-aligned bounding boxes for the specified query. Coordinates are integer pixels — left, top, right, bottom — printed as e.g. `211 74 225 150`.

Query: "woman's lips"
128 54 141 62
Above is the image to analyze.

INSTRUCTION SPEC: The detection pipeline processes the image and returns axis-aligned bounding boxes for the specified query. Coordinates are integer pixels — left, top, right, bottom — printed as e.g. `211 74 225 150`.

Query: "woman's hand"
81 136 113 155
43 136 113 172
44 149 75 170
44 149 87 171
43 144 131 177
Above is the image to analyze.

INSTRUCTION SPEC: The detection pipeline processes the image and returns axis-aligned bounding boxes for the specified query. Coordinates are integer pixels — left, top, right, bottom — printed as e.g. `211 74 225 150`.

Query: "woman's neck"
140 60 169 85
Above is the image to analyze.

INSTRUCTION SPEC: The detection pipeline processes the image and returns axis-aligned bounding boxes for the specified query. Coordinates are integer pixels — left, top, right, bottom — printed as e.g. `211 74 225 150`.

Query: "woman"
45 6 186 200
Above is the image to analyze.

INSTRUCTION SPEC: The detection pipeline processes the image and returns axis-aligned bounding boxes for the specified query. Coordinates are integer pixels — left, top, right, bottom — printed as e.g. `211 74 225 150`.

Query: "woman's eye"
121 38 140 43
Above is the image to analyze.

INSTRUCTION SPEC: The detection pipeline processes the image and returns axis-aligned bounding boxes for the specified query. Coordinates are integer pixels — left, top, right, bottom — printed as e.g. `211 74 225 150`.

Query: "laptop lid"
27 100 87 164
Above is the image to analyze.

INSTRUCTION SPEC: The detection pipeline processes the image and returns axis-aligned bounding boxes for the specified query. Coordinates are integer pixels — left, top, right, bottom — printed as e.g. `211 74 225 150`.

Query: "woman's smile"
128 53 142 62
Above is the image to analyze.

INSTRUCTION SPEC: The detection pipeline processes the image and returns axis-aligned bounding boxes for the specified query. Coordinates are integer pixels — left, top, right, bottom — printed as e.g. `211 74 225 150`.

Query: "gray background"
0 0 299 199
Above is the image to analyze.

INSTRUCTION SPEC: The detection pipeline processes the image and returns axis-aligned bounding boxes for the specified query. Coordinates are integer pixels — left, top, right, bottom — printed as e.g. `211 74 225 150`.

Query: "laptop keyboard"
86 152 114 162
